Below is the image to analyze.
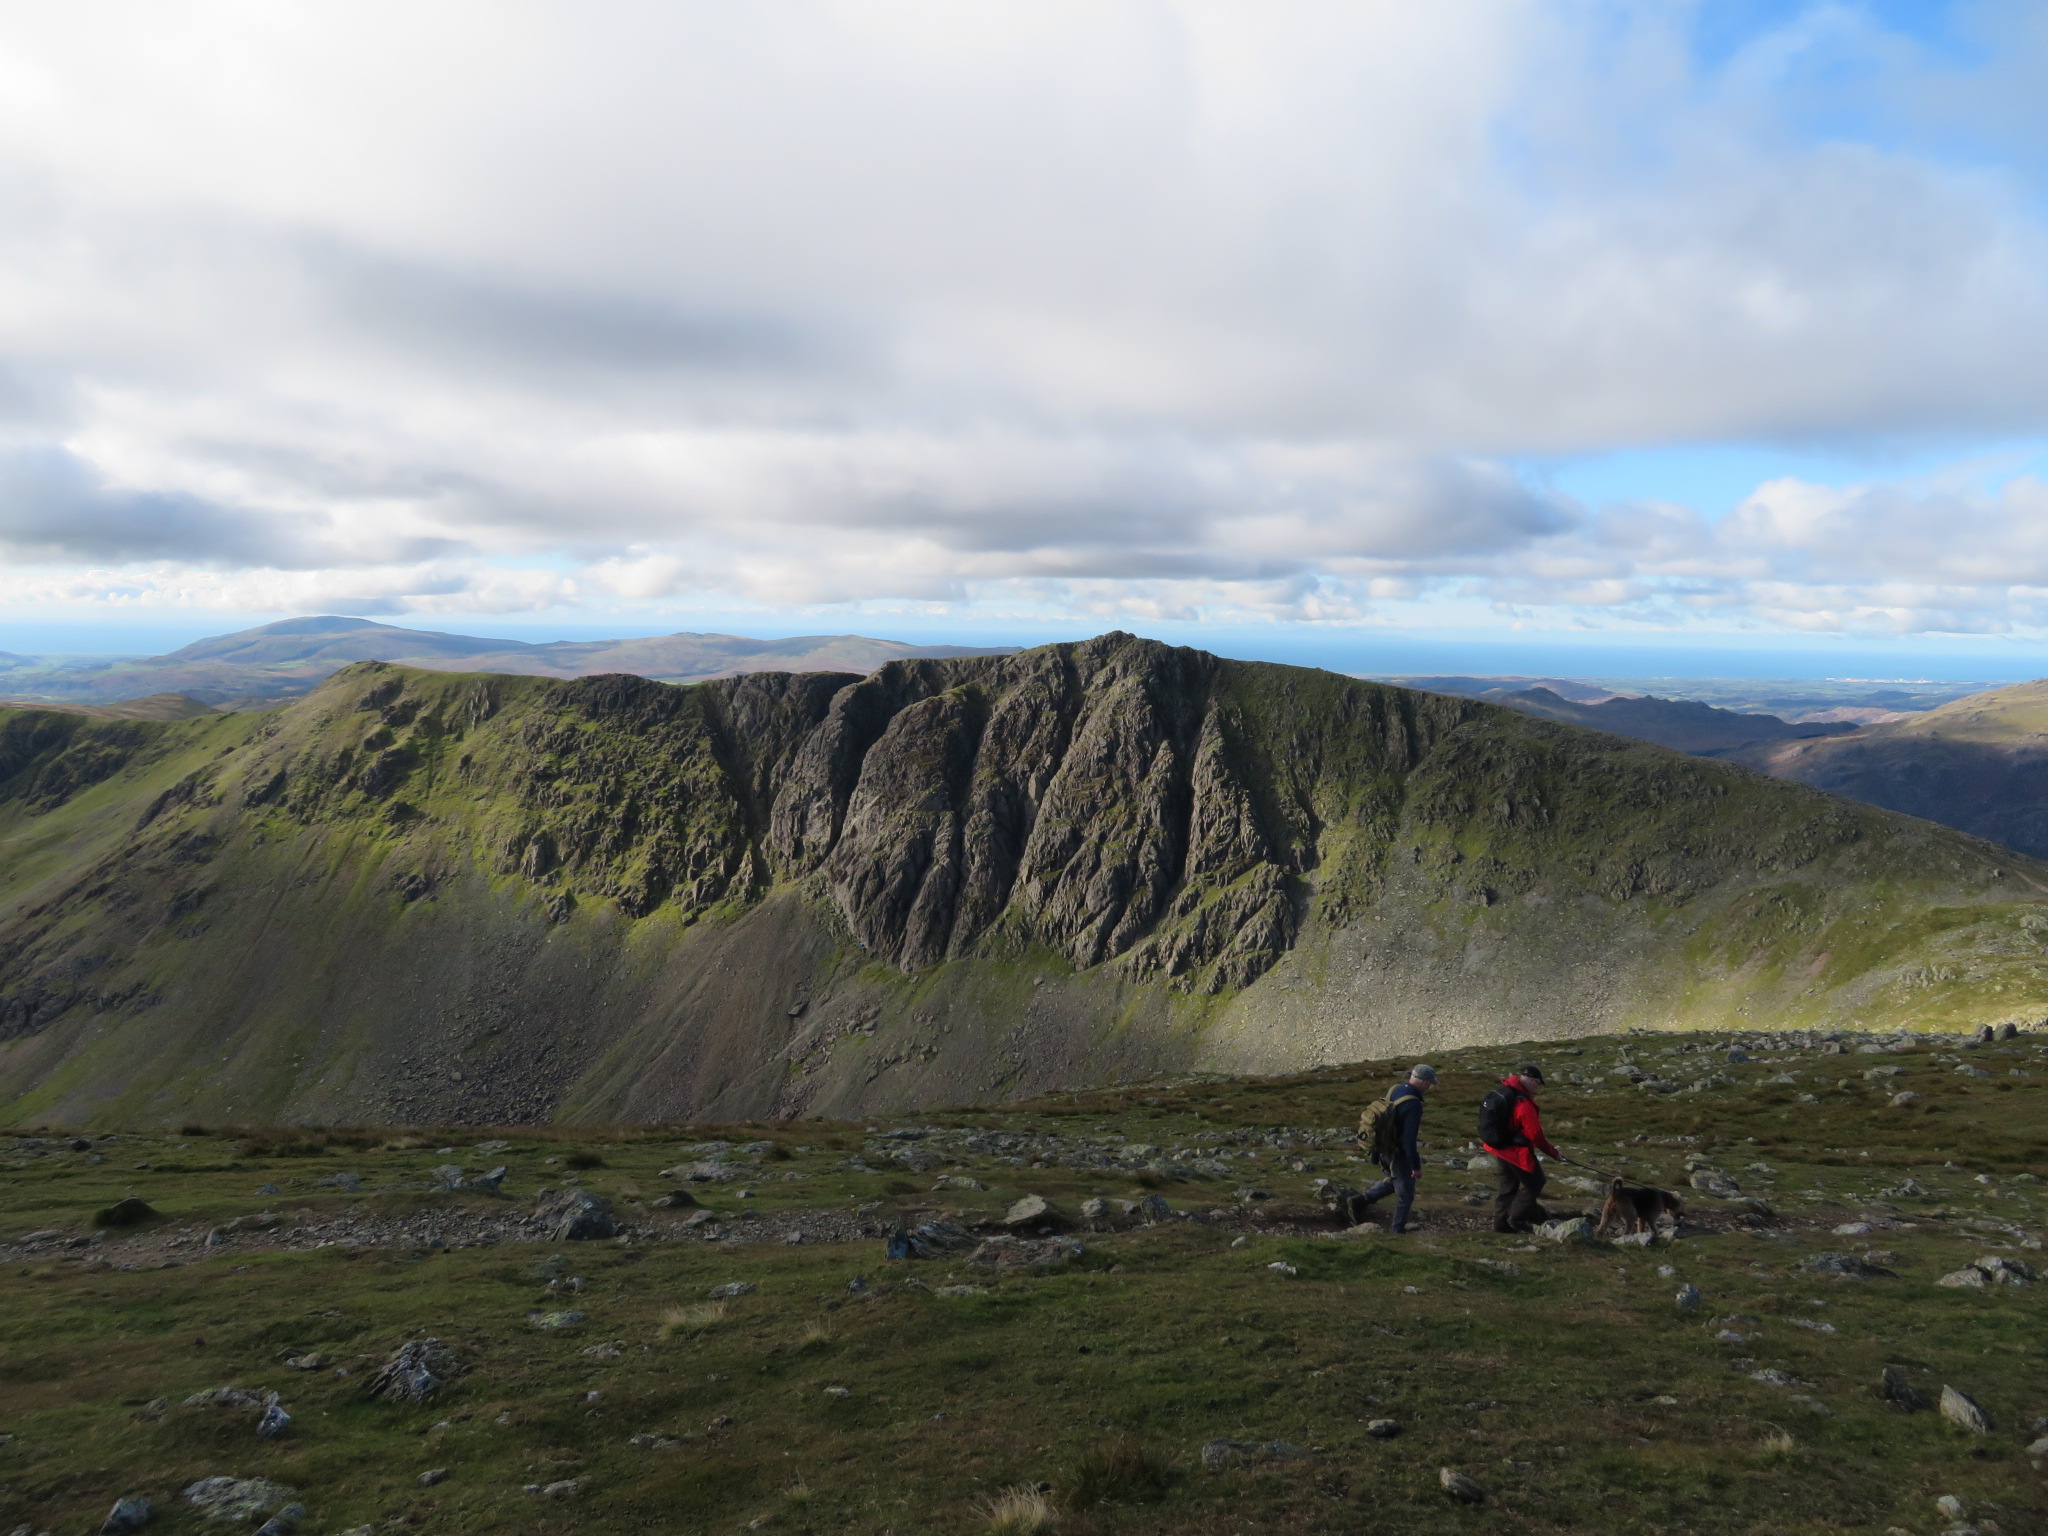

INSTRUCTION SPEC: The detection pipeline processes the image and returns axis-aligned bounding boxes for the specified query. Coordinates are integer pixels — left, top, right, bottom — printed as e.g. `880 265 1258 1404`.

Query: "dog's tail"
1608 1177 1624 1194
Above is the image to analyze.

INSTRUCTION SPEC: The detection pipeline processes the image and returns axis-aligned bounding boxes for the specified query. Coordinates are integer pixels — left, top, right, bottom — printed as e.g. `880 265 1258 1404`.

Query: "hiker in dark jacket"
1481 1065 1561 1234
1359 1064 1436 1234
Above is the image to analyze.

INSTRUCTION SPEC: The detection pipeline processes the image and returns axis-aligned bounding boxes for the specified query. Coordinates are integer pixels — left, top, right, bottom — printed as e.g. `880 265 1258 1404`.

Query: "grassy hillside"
1 1028 2043 1535
1 634 2047 1128
1739 680 2048 859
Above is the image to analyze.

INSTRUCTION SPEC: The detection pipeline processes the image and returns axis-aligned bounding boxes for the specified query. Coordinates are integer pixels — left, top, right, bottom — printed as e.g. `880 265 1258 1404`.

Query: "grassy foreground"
2 1029 2045 1536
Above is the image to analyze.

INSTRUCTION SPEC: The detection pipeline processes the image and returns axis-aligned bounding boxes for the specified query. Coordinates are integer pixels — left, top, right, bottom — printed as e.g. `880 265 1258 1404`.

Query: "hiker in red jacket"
1480 1065 1561 1234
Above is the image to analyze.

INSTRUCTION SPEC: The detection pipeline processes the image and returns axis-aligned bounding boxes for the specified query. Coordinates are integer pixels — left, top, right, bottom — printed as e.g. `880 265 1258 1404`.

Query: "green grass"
2 1028 2045 1534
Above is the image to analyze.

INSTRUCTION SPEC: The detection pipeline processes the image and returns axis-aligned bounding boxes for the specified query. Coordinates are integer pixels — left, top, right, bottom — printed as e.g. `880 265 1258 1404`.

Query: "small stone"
419 1467 449 1486
846 1275 868 1294
1675 1284 1701 1311
1940 1385 1993 1433
1536 1217 1596 1244
1889 1091 1920 1107
1937 1496 1967 1520
1137 1193 1173 1223
284 1353 323 1371
823 1386 851 1396
1938 1267 1989 1289
1365 1419 1401 1438
1200 1438 1305 1472
1751 1368 1797 1387
709 1281 757 1299
527 1310 587 1329
256 1402 292 1438
1439 1467 1486 1504
98 1495 152 1534
1079 1197 1108 1220
471 1166 507 1193
539 1479 583 1499
251 1505 305 1536
430 1164 465 1190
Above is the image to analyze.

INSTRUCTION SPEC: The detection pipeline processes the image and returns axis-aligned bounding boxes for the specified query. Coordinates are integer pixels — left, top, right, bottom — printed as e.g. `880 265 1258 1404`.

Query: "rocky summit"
1 633 2046 1126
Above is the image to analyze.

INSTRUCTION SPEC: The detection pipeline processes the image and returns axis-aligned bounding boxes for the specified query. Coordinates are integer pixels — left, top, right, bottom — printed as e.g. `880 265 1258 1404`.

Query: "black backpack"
1477 1085 1526 1149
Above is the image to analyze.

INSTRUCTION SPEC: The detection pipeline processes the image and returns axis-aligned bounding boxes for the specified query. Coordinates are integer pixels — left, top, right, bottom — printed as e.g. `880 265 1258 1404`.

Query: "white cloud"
0 3 2043 635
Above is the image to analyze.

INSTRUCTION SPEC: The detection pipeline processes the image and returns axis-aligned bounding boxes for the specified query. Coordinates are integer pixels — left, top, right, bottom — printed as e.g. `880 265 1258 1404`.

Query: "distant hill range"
0 616 1016 707
1388 676 1858 756
1735 680 2048 860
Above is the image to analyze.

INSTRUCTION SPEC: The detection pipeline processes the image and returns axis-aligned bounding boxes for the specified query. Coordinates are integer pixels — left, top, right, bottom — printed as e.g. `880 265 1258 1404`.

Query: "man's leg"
1524 1162 1549 1226
1388 1169 1417 1233
1506 1166 1544 1231
1492 1157 1520 1232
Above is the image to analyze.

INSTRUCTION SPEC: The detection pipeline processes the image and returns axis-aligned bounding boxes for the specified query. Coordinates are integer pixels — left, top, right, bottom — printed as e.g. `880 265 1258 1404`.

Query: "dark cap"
1515 1063 1545 1084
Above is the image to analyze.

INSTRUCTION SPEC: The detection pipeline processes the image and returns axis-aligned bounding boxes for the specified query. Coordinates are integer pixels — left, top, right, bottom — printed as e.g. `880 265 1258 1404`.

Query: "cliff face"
2 633 2046 1128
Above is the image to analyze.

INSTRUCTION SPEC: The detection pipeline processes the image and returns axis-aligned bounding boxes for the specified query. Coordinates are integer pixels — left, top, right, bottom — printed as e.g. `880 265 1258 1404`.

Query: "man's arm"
1398 1094 1423 1175
1518 1098 1562 1161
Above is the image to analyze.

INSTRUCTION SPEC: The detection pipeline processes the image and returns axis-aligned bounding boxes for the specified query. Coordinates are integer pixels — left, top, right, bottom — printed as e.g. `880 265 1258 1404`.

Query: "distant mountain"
1737 679 2048 859
1492 687 1857 756
1384 674 1624 704
0 617 1017 706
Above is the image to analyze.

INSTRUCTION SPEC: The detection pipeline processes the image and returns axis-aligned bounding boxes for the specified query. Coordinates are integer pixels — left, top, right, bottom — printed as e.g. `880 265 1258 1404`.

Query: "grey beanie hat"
1409 1064 1438 1082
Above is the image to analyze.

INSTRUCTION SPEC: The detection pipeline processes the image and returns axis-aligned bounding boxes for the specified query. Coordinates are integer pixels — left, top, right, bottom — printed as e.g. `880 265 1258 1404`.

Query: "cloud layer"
0 2 2046 633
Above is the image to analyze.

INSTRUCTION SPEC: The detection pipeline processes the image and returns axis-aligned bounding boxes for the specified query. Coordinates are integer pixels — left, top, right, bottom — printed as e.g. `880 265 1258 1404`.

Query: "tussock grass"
794 1321 834 1350
974 1484 1058 1533
1067 1435 1173 1506
657 1301 727 1339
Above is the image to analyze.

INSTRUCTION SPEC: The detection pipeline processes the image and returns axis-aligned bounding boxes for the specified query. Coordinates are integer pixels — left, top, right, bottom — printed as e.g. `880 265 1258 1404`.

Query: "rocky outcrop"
3 632 2047 1127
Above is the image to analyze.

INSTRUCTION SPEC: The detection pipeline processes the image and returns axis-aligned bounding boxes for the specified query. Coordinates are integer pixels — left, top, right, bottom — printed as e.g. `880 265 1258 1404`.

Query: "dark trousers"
1492 1158 1547 1232
1361 1169 1416 1232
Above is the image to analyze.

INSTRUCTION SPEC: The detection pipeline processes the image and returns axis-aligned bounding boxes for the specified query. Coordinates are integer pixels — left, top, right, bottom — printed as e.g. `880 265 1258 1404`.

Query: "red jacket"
1483 1077 1560 1173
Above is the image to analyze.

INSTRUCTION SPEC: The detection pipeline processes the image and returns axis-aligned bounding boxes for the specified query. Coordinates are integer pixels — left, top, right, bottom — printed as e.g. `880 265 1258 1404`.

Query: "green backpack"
1355 1085 1407 1163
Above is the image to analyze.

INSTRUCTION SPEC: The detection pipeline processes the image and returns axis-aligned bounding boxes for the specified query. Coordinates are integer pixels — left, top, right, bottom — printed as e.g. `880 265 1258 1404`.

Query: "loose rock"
95 1196 157 1228
1365 1419 1401 1438
98 1495 152 1534
1200 1438 1305 1472
1940 1385 1993 1433
1439 1467 1487 1503
1002 1194 1062 1230
363 1338 455 1404
708 1281 757 1299
535 1189 617 1242
183 1477 300 1523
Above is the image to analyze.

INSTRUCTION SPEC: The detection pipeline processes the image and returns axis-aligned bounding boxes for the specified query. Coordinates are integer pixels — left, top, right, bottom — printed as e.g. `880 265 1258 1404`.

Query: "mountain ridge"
2 633 2044 1128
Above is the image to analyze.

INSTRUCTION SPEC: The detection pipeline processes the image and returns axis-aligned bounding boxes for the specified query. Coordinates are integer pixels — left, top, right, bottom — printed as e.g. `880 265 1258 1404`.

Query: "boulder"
362 1338 454 1404
183 1478 300 1524
1365 1419 1401 1438
94 1196 157 1227
251 1506 306 1536
1937 1267 1988 1289
98 1495 152 1534
536 1189 617 1242
255 1401 291 1438
1439 1467 1487 1503
470 1166 507 1194
1688 1169 1742 1199
652 1190 700 1210
1136 1193 1173 1224
1002 1194 1065 1230
1940 1385 1992 1434
1536 1217 1597 1245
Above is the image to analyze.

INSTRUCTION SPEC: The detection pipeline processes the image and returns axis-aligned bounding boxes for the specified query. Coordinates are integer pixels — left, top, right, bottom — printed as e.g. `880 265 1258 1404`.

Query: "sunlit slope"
2 634 2045 1127
1739 678 2048 858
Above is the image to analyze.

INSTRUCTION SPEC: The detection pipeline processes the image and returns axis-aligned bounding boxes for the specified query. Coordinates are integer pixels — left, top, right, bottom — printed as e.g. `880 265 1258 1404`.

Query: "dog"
1597 1176 1684 1236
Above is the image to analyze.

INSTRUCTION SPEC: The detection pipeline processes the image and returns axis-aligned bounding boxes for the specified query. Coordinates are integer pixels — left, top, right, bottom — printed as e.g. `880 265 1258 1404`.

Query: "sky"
3 1 2048 673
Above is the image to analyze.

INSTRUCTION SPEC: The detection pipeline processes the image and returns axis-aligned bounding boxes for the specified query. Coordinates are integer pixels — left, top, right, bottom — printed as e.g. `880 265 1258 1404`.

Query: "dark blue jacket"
1382 1082 1424 1174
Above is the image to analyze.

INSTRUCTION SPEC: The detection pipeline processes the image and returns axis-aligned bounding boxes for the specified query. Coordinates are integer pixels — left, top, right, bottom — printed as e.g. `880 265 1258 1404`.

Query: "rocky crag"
2 634 2046 1127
